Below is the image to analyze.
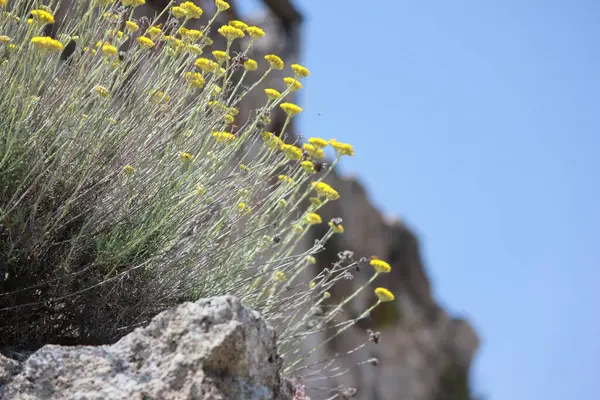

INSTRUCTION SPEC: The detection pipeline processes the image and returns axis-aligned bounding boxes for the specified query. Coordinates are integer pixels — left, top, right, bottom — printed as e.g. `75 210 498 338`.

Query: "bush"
0 0 395 391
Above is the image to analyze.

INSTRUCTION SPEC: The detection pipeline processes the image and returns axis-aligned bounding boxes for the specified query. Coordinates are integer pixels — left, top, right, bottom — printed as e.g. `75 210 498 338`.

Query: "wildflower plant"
0 0 395 392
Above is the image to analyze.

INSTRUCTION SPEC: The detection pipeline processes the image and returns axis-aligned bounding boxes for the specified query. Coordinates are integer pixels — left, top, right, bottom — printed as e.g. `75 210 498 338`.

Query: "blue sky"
238 1 600 399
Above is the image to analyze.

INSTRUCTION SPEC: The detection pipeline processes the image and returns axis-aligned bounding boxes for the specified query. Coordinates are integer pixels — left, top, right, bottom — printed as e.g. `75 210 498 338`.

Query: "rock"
0 296 292 400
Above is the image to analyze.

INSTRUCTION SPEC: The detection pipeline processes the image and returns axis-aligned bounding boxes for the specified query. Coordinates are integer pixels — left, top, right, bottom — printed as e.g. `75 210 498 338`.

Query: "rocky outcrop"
0 296 293 400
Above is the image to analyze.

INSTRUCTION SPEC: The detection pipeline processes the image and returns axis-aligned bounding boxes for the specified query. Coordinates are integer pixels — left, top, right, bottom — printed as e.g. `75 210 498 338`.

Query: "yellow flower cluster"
31 36 63 52
137 36 155 49
244 59 258 71
370 258 391 273
281 144 303 160
180 1 203 18
185 72 205 88
122 0 146 7
264 88 281 100
218 25 245 41
328 220 344 234
311 182 340 201
265 54 284 70
306 213 322 225
280 103 302 117
195 57 218 72
303 143 325 159
212 131 236 144
374 288 395 302
215 0 230 11
330 139 355 157
284 77 302 91
261 132 284 150
30 10 54 25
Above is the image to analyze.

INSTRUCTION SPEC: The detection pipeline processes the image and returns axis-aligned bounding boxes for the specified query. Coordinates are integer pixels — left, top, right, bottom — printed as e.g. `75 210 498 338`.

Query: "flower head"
0 36 10 45
330 139 355 157
171 6 187 19
212 50 230 63
146 26 162 40
374 287 395 302
261 132 284 150
31 36 63 52
308 138 328 149
30 10 54 25
307 256 317 265
237 202 251 214
180 1 203 18
137 36 155 49
311 182 340 200
303 143 325 160
264 88 281 100
122 0 145 7
328 220 344 234
306 213 322 225
277 175 295 185
291 63 310 78
229 20 248 30
94 85 110 97
180 152 193 162
283 77 302 91
370 258 391 273
244 59 258 71
265 54 284 70
101 43 118 56
280 103 302 117
247 26 266 39
185 72 205 88
212 131 236 144
123 165 135 175
218 25 245 41
281 144 303 160
215 0 230 11
181 28 203 42
195 57 218 72
301 161 315 173
125 21 139 32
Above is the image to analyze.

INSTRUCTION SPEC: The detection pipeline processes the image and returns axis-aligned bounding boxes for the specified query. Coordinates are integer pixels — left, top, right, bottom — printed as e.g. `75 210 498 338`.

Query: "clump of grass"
0 0 396 392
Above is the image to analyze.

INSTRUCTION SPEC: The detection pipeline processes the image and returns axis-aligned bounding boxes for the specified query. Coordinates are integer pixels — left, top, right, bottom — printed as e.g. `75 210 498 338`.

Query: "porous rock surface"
0 296 291 400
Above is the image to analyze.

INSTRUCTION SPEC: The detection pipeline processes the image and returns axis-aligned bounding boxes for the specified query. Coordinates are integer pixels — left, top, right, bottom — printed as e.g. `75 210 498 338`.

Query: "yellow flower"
264 88 281 100
278 199 288 207
137 36 155 49
0 36 10 44
244 59 258 71
180 1 203 18
308 137 328 149
292 224 303 233
309 281 316 289
171 6 187 19
186 44 203 55
195 57 218 72
101 43 118 56
0 0 6 6
212 50 229 63
229 20 248 30
311 182 340 200
218 25 245 41
374 287 395 302
291 63 310 78
246 26 265 39
370 259 391 273
182 29 203 42
31 36 63 52
212 131 236 143
306 213 322 225
303 143 325 159
229 107 239 116
151 90 170 103
30 10 54 25
196 184 206 196
329 139 355 157
185 72 205 88
309 197 322 207
306 256 316 265
280 103 302 117
273 270 287 282
237 202 251 214
146 26 162 40
180 152 193 162
123 165 135 175
281 144 303 160
277 175 295 185
122 0 145 7
94 85 110 97
125 21 139 32
261 132 284 150
224 114 235 124
323 291 331 299
215 0 230 11
328 220 344 234
301 161 315 173
265 54 284 70
284 77 302 91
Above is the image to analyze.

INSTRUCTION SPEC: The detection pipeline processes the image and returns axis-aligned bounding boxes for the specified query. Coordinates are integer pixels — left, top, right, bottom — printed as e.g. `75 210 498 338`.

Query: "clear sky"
239 1 600 399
